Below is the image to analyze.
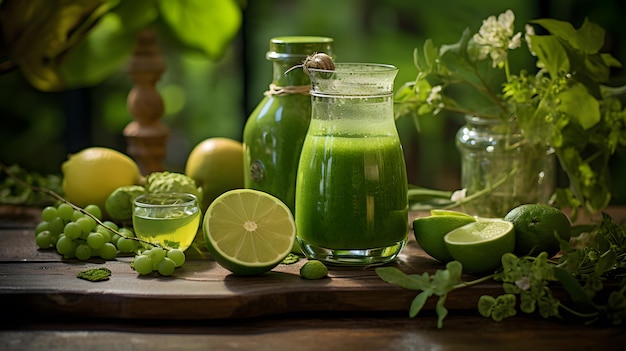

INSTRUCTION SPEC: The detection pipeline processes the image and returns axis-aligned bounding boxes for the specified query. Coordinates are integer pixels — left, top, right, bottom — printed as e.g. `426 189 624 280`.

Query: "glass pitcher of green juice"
295 63 409 265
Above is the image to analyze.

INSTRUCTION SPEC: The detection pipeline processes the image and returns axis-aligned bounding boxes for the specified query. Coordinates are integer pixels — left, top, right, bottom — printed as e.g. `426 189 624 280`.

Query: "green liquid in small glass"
134 211 200 251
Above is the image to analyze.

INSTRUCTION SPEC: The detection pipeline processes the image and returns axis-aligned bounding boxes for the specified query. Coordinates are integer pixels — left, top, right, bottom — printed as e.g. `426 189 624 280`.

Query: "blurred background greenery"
1 0 625 203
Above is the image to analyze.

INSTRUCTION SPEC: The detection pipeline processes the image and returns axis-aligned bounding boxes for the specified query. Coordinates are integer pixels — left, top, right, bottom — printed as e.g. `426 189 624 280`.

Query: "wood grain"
0 226 499 320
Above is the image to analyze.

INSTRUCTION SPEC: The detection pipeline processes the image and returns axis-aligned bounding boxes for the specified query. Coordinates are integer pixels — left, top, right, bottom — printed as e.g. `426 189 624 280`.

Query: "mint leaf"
77 267 112 282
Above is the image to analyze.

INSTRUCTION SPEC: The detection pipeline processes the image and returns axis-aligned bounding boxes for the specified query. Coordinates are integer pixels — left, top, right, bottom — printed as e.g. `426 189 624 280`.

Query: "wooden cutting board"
0 225 501 320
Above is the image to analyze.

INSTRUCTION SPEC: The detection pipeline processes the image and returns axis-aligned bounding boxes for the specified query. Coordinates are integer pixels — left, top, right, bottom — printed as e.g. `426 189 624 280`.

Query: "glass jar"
243 36 334 216
295 63 409 265
455 116 556 218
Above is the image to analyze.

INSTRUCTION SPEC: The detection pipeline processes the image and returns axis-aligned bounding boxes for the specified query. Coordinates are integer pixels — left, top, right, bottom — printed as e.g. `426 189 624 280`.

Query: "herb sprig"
376 213 626 328
395 10 626 218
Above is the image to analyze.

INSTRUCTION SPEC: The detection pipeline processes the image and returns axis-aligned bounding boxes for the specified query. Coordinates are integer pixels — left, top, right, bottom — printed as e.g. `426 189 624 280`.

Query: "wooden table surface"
0 205 624 351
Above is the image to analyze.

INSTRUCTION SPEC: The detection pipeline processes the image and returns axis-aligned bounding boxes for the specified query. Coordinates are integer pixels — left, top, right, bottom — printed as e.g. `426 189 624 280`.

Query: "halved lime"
202 189 296 276
429 209 475 219
444 219 515 274
413 215 476 263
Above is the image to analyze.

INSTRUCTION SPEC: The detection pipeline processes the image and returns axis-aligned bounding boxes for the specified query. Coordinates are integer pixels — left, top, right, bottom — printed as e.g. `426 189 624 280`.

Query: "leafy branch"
395 10 626 217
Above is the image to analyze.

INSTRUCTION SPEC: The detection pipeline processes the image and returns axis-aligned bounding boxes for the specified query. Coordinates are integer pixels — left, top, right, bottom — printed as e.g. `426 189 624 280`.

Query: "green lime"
202 189 296 276
413 214 476 262
503 204 571 258
444 219 515 273
429 209 475 219
300 260 328 280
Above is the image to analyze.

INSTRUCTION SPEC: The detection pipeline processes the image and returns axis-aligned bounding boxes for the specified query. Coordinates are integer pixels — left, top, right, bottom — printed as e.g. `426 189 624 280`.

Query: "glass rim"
307 62 398 74
133 192 198 207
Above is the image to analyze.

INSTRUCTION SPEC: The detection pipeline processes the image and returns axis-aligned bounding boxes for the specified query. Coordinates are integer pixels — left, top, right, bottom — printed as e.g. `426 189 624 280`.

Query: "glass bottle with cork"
243 36 334 217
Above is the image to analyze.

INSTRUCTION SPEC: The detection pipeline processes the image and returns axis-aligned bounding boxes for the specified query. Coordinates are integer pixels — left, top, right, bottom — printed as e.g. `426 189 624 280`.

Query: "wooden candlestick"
123 28 169 175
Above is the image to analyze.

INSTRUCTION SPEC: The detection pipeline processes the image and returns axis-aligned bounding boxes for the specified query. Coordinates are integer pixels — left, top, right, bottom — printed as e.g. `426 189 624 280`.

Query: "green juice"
295 133 409 250
133 211 200 251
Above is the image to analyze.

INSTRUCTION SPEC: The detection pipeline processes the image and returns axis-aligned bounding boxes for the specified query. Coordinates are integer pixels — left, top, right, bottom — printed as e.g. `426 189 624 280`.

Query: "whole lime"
503 204 571 258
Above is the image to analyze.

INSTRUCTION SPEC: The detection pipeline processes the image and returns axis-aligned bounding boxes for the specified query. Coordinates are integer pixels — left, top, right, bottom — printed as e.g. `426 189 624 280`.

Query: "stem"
0 161 157 248
439 166 518 210
558 301 599 319
453 273 498 289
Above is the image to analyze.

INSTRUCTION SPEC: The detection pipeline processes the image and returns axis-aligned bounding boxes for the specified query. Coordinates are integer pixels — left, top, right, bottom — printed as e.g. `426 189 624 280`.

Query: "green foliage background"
1 0 625 203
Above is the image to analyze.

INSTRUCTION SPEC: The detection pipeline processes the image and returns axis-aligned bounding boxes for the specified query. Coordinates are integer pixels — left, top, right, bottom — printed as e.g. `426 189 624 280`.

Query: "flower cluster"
396 9 626 216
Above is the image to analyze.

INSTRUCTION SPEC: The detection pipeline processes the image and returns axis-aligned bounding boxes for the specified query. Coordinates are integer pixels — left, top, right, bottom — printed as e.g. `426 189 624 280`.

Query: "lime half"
413 214 476 263
203 189 296 276
444 219 515 274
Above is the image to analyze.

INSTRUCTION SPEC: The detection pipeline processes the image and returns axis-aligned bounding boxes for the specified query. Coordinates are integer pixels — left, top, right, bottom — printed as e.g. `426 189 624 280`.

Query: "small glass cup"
132 193 201 251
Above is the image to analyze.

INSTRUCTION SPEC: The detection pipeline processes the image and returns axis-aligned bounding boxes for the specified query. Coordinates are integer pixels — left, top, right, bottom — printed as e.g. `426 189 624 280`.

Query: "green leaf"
575 18 605 54
478 295 496 317
60 0 158 88
557 83 600 130
1 0 112 91
156 0 241 60
375 267 428 290
553 266 594 307
527 34 569 78
435 294 449 329
531 18 578 49
77 267 112 282
409 290 431 318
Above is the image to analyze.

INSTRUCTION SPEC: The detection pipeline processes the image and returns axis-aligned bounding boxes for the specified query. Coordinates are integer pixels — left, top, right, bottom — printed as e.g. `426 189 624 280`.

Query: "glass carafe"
295 63 408 265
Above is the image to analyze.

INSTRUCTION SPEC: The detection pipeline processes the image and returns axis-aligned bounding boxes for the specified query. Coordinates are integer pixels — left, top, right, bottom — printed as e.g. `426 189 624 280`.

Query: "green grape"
47 217 65 236
72 210 83 222
56 235 76 255
75 243 91 260
41 206 58 222
118 227 135 238
99 243 118 260
87 232 105 250
84 204 102 220
147 247 166 262
35 221 49 235
63 222 82 239
102 221 119 232
110 233 121 245
157 257 176 276
76 216 97 234
35 230 52 249
167 249 185 267
49 233 59 245
117 237 137 253
133 255 153 275
57 203 74 221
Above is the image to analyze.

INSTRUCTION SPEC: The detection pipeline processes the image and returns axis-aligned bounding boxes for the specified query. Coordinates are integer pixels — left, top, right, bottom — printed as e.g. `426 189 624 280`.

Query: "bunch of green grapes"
35 202 187 277
132 247 185 276
35 203 139 260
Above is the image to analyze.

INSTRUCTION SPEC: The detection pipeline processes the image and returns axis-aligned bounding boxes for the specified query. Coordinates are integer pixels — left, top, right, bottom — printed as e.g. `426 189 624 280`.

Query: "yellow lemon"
61 147 142 211
185 137 244 210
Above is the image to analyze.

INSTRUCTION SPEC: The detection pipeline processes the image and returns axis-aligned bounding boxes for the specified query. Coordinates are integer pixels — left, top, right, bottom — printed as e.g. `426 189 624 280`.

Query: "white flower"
515 276 531 291
426 85 442 105
450 188 467 202
472 9 522 68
